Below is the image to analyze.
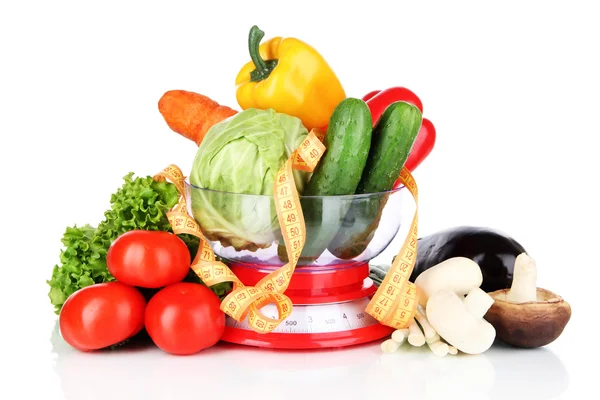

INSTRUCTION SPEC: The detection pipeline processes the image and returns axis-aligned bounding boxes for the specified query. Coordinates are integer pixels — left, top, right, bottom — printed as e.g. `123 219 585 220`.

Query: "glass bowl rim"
185 180 406 199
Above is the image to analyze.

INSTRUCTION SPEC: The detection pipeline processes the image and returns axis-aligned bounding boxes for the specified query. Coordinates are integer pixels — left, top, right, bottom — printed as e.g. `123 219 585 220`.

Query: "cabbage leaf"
189 108 309 251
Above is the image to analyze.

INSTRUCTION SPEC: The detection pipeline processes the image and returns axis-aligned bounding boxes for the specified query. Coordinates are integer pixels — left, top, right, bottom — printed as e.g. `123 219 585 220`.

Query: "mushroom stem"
391 329 409 344
408 319 426 346
448 346 458 355
381 339 401 353
415 307 437 340
505 253 537 303
426 333 441 344
462 287 495 319
427 339 449 357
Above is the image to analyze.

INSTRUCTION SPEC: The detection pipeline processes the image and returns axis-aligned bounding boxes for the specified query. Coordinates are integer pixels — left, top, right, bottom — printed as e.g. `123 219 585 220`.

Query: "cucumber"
357 101 423 194
328 101 422 259
304 98 373 196
288 98 372 263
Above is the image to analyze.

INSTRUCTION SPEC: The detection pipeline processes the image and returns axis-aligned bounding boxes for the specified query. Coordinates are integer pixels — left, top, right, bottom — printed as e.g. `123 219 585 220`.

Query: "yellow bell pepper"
235 26 346 131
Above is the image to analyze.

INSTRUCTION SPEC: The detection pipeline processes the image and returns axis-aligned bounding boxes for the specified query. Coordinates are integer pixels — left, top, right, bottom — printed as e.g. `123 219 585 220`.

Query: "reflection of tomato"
107 230 191 288
59 282 146 351
145 283 225 355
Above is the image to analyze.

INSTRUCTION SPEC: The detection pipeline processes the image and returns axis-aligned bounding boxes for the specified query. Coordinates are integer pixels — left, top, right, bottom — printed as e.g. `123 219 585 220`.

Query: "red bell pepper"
362 90 381 102
403 117 436 172
362 87 436 176
362 87 424 125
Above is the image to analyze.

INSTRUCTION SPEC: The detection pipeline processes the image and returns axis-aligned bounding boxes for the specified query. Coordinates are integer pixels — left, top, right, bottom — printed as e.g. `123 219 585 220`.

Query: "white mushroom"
426 287 496 355
391 329 409 344
427 339 449 357
448 346 458 355
425 333 440 344
381 339 401 353
422 326 449 357
415 257 483 307
407 319 426 347
415 307 437 340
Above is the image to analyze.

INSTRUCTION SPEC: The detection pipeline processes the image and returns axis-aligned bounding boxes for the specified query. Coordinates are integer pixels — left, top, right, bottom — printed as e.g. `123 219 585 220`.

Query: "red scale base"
220 261 394 349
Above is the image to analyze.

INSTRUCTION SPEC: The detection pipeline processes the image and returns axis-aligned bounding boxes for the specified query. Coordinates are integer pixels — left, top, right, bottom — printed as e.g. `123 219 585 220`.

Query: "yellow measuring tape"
153 128 419 333
366 167 419 328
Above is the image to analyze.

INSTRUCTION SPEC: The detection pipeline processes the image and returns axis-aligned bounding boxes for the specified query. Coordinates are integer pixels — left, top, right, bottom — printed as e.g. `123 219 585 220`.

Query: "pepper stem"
248 25 278 82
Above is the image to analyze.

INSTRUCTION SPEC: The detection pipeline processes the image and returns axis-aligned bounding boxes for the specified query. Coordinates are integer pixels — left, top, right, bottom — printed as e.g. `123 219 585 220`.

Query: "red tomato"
107 230 191 288
59 282 146 351
145 282 225 355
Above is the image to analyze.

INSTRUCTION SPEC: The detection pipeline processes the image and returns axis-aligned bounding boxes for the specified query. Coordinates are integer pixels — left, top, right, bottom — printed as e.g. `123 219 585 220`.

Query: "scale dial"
226 297 382 334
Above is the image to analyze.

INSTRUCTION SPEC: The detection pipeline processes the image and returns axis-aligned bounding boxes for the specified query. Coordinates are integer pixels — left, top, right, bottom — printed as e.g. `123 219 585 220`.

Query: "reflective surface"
38 318 583 400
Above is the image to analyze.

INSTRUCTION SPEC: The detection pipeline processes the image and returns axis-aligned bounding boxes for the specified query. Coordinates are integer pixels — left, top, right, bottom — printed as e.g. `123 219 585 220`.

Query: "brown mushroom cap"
484 288 571 348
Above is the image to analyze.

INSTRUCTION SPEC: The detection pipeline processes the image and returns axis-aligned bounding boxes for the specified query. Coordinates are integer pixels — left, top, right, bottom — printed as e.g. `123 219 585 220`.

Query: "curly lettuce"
47 173 231 314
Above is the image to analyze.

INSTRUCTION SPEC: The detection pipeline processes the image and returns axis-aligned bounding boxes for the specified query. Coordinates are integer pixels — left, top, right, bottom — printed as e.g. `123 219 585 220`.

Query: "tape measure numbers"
366 167 419 328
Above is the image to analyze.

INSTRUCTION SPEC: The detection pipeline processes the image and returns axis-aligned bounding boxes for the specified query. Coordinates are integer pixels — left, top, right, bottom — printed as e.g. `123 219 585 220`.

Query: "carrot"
158 90 238 145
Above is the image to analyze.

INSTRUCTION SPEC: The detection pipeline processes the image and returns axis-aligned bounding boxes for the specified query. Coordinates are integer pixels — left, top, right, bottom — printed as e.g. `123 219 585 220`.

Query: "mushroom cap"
426 289 496 355
415 257 483 307
485 288 571 348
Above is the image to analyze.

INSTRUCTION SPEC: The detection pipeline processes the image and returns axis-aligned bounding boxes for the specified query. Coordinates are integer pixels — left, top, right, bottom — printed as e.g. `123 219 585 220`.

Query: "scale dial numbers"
225 298 380 334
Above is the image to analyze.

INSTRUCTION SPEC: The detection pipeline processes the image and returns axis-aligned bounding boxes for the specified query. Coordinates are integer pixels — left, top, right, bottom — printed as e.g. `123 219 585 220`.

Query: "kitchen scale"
221 261 394 349
186 178 408 349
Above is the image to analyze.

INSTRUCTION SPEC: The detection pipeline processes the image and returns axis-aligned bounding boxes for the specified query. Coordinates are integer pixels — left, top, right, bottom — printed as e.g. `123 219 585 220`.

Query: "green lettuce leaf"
47 173 231 314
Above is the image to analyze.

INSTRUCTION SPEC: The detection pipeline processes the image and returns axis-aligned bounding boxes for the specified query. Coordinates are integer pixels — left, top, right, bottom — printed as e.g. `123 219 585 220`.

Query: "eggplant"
409 226 527 293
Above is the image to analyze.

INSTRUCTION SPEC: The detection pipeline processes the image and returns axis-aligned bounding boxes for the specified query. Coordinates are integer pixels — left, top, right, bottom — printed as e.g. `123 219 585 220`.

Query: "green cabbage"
189 108 309 252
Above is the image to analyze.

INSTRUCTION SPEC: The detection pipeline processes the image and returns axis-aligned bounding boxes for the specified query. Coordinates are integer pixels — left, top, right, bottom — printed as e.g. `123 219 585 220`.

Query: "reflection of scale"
221 261 394 349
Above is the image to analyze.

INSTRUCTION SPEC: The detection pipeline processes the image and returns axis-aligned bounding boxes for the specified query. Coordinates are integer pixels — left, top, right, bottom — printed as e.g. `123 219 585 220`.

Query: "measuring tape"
154 128 419 333
365 167 419 328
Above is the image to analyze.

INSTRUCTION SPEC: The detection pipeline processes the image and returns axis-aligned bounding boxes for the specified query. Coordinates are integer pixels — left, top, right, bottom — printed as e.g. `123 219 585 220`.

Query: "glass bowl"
185 182 407 271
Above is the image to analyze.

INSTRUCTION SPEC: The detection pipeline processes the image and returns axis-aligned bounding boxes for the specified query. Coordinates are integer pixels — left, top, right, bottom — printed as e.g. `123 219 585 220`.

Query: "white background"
1 0 598 399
